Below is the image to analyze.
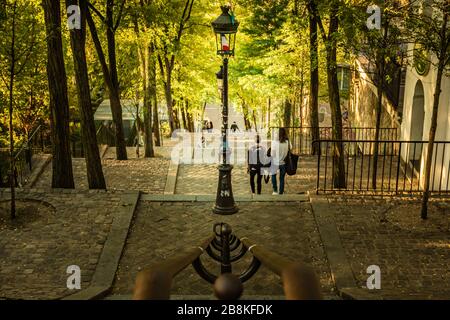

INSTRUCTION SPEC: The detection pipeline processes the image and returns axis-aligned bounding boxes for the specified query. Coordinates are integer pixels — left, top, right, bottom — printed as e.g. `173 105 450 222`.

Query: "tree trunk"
421 11 448 219
372 19 389 189
371 53 386 189
42 0 74 189
185 100 194 132
8 1 17 219
326 3 346 189
156 0 194 134
201 101 207 124
242 103 251 130
144 44 155 157
163 64 176 132
86 3 127 160
135 18 155 159
106 0 127 160
292 98 296 127
187 107 195 132
150 45 161 146
284 98 292 128
67 0 105 189
309 1 320 155
299 76 304 127
152 90 161 146
173 102 181 130
181 100 188 130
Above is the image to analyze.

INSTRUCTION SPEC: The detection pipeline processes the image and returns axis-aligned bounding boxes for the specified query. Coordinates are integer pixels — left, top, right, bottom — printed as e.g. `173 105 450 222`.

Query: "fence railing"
0 151 9 187
0 125 50 187
95 123 116 148
0 123 117 187
271 127 398 155
314 139 450 195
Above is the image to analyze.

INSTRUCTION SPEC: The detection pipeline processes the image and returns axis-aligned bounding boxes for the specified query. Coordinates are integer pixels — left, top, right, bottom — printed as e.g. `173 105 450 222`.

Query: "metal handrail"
133 234 214 300
14 125 42 160
313 139 450 144
269 127 399 155
133 223 323 300
240 237 323 300
271 126 397 130
313 139 450 195
240 237 296 276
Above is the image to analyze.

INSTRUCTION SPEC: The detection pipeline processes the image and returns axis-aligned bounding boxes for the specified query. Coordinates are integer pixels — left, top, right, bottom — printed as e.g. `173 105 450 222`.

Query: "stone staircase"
104 294 342 300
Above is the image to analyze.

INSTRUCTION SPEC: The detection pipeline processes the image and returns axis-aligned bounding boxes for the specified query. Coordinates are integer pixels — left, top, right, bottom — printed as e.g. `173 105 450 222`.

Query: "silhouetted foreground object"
214 273 243 300
282 263 323 300
132 235 213 300
132 223 323 300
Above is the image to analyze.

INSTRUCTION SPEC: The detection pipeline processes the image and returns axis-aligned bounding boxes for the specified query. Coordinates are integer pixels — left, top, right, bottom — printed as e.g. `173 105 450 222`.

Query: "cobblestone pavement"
112 201 336 297
0 189 123 299
175 157 317 195
329 196 450 299
34 147 169 194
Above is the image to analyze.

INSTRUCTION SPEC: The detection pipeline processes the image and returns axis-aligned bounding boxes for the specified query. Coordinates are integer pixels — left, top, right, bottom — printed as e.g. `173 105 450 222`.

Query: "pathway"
111 200 336 298
330 196 450 298
175 156 318 195
203 104 245 133
1 127 449 300
0 189 125 299
33 147 169 194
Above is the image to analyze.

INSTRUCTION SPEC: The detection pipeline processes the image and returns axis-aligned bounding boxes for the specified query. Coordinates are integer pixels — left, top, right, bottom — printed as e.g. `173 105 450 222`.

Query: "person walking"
270 128 291 195
208 121 214 133
247 135 268 195
231 121 240 133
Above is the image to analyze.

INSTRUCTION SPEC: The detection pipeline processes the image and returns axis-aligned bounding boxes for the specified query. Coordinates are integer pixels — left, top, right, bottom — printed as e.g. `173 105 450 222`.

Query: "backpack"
285 143 299 176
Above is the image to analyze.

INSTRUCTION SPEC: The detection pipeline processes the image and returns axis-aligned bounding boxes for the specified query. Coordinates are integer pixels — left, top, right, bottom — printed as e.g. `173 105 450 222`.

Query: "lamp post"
212 5 239 215
216 66 224 94
216 66 227 166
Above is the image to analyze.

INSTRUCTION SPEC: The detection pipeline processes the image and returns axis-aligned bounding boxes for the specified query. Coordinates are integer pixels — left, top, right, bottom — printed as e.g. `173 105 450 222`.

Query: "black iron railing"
270 127 398 155
0 151 9 187
0 125 50 187
0 122 118 186
314 139 450 195
70 124 115 158
133 223 322 300
14 126 47 186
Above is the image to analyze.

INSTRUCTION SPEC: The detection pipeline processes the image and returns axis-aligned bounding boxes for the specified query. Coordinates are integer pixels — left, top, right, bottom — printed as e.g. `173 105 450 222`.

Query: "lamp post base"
213 164 238 215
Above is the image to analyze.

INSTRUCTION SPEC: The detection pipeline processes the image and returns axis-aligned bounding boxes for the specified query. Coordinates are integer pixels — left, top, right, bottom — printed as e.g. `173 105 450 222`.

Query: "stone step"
104 294 341 300
141 193 309 202
104 295 285 300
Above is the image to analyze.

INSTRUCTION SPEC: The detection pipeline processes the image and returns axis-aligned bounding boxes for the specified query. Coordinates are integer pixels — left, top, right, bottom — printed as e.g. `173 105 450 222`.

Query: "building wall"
350 59 400 138
400 43 450 191
350 49 450 191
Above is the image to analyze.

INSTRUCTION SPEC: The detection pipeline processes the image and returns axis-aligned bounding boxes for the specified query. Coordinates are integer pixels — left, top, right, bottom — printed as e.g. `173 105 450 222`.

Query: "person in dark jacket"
231 121 240 133
207 121 214 133
247 135 269 194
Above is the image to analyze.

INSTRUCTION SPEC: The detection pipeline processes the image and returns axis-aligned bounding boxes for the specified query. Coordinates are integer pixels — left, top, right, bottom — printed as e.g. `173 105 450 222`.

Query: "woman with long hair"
270 128 291 195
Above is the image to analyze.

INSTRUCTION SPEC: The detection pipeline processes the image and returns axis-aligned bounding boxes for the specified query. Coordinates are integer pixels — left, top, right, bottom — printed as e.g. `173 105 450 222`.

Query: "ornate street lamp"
216 66 224 94
212 5 239 215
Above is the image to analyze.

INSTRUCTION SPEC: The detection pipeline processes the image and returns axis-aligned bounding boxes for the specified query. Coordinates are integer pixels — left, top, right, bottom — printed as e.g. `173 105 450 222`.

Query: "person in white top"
270 128 291 195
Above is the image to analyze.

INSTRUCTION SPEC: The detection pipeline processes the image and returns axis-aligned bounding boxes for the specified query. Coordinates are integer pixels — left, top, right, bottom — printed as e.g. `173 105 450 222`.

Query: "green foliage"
5 0 445 144
0 0 48 148
406 0 450 66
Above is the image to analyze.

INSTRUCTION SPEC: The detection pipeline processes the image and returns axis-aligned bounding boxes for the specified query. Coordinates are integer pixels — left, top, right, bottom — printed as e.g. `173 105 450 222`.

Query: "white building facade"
400 44 450 191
